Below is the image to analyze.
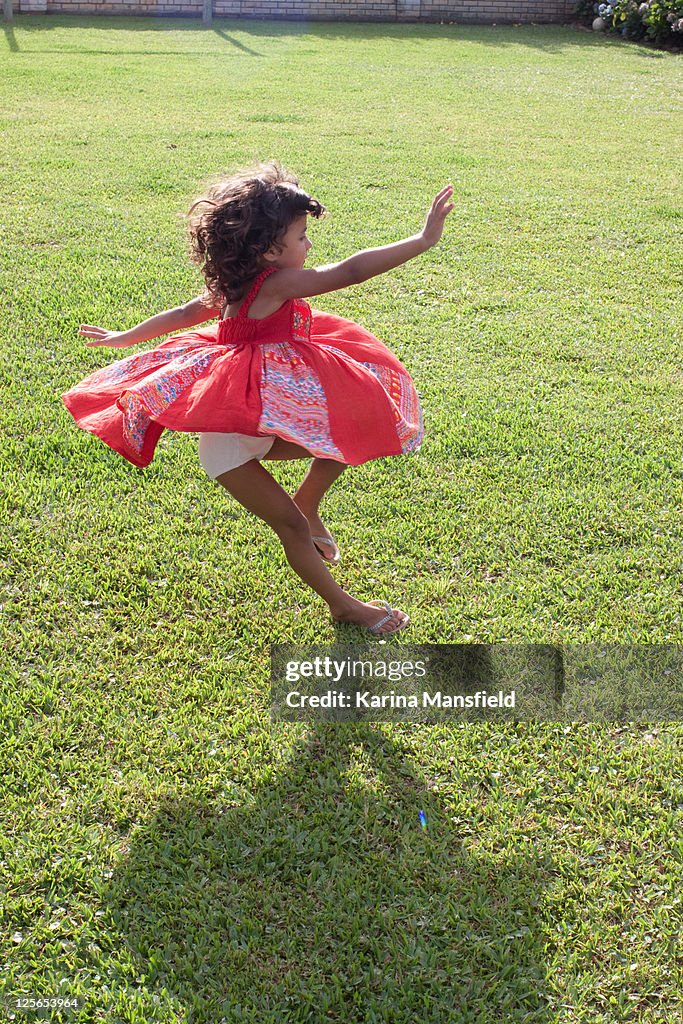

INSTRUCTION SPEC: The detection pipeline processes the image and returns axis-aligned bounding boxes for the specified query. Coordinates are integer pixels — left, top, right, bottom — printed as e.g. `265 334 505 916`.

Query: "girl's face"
265 214 312 270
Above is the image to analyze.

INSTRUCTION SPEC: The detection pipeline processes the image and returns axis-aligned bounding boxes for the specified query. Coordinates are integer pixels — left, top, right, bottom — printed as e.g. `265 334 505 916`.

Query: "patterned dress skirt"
62 269 424 469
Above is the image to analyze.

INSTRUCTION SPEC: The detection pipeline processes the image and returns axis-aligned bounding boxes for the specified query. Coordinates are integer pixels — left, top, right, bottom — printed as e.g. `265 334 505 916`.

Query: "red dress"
62 267 424 468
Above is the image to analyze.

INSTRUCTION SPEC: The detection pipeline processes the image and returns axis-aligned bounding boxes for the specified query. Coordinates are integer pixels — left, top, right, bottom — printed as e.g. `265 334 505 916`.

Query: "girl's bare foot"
295 506 339 563
332 598 410 636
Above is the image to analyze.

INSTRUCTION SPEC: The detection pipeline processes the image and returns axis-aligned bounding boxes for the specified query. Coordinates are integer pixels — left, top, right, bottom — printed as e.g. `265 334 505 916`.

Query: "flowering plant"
576 0 683 42
632 0 683 39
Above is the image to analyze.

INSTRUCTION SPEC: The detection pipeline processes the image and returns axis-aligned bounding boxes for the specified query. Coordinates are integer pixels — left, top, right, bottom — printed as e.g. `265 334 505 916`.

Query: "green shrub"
576 0 683 43
612 0 648 38
637 0 683 41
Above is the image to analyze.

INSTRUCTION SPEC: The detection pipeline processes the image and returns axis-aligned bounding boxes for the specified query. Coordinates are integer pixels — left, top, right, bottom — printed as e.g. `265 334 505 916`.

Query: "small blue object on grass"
419 809 427 829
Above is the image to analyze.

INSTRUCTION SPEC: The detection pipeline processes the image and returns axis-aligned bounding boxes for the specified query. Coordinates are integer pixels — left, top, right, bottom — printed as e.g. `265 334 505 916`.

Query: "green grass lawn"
1 15 682 1023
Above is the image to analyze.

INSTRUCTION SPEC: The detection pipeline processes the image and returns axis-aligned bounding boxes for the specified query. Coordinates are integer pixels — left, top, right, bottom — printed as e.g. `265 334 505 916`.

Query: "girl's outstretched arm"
266 185 454 303
79 296 220 348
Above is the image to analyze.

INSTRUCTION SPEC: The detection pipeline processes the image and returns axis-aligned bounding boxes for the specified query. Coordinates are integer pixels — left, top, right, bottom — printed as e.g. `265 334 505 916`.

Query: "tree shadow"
103 724 558 1022
211 24 263 54
2 20 19 51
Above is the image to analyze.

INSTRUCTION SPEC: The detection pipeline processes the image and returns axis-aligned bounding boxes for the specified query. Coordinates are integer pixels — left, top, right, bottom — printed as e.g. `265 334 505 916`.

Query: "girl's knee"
272 506 311 544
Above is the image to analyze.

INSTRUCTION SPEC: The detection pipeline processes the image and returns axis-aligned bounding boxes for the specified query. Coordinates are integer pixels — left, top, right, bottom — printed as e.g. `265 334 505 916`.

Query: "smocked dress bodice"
217 293 312 347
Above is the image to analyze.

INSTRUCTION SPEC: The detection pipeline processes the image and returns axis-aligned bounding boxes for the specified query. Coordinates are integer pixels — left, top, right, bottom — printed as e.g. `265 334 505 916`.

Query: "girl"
63 163 453 636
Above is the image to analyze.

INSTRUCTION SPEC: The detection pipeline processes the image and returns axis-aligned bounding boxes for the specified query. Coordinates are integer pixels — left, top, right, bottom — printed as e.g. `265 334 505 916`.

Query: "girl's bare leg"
215 459 407 633
263 441 346 562
291 458 346 543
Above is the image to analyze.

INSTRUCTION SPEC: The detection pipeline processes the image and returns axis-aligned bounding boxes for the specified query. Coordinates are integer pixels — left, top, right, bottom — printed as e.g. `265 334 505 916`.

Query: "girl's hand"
79 324 131 348
420 185 455 248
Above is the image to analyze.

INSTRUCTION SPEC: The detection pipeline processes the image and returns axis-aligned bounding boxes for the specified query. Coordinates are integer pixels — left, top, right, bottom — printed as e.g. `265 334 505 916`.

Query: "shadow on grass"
2 21 19 51
2 14 643 57
211 24 264 55
104 725 557 1022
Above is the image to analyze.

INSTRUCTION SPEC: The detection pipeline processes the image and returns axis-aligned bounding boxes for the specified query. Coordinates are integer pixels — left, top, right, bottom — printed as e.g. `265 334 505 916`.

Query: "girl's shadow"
104 726 557 1023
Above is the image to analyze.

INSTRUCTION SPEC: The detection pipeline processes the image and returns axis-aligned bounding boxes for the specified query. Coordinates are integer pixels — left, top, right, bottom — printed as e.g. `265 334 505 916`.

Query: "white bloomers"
198 432 275 478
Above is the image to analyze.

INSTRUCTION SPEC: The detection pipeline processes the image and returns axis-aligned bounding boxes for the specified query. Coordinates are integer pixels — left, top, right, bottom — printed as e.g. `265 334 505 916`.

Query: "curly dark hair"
187 161 325 307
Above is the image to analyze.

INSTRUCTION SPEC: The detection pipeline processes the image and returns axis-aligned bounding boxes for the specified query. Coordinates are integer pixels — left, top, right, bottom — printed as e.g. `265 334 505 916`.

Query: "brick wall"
420 0 570 20
18 0 575 23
